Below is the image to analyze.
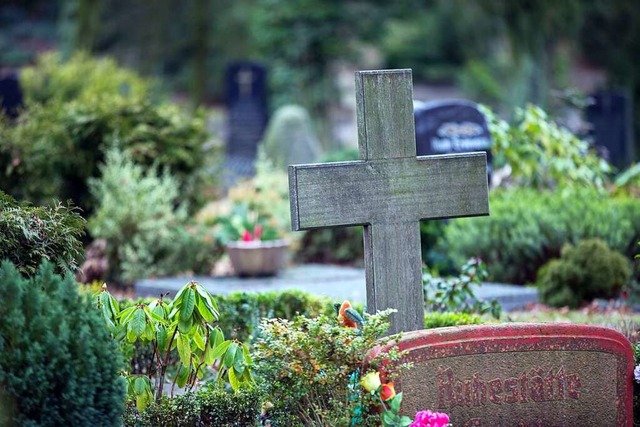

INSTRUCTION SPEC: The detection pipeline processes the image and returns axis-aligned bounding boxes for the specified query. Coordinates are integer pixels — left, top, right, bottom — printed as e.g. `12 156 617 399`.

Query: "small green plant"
253 307 403 426
0 261 125 426
96 280 254 412
537 238 632 308
0 191 85 277
423 258 501 319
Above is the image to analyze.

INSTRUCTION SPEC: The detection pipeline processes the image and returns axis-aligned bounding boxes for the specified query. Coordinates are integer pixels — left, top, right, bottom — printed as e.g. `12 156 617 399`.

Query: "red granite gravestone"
394 323 633 427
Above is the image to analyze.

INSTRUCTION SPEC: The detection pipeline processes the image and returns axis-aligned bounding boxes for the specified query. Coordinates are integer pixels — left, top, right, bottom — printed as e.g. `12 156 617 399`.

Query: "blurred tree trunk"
58 0 103 57
190 0 211 107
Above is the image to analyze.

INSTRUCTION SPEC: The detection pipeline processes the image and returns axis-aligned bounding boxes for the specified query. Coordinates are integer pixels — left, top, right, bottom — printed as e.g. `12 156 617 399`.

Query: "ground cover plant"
0 261 125 426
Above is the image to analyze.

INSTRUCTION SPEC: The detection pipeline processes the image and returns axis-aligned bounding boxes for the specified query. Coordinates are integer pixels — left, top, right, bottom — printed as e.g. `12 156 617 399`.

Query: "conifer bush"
536 239 632 308
0 261 125 426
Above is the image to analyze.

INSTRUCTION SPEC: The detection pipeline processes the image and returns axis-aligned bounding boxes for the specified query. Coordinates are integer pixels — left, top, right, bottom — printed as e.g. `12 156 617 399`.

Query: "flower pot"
225 239 289 277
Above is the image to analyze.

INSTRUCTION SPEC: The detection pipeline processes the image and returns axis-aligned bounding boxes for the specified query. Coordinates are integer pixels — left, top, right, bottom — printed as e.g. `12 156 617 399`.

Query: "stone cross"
288 69 489 334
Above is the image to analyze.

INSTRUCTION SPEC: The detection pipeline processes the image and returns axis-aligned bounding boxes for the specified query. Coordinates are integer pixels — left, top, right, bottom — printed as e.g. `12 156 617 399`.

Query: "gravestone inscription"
414 100 492 179
395 323 633 426
288 69 489 334
224 61 268 180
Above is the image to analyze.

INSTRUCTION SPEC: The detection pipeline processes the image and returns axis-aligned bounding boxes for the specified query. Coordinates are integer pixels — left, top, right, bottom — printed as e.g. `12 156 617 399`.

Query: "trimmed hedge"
444 188 640 284
121 386 263 427
0 261 125 426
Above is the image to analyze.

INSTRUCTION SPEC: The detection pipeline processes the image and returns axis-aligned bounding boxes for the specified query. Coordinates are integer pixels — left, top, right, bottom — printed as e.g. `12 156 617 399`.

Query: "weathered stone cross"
288 69 489 334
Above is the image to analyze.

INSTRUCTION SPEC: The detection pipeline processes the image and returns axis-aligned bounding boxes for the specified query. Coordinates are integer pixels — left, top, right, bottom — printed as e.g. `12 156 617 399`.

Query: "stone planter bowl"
226 239 289 277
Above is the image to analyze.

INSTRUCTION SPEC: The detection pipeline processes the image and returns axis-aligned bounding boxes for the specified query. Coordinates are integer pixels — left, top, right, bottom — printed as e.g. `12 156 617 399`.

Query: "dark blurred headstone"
414 100 492 179
0 72 23 119
224 61 268 185
586 91 634 170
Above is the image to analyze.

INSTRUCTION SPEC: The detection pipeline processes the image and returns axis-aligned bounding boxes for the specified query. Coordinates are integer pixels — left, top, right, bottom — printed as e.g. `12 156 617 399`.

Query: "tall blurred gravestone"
260 104 321 171
586 91 634 170
414 100 492 181
224 61 268 186
0 71 23 119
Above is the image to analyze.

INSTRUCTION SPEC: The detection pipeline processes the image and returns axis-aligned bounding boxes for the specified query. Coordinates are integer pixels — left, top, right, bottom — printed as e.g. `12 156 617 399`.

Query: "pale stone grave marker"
288 69 489 334
394 323 634 426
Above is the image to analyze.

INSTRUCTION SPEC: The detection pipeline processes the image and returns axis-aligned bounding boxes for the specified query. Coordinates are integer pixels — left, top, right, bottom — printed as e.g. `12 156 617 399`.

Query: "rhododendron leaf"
176 364 189 388
176 333 191 367
133 376 147 395
193 328 206 351
156 326 168 352
180 288 195 322
196 295 214 322
211 328 224 348
130 308 146 338
242 343 252 365
178 315 193 334
210 340 232 361
203 343 215 365
224 342 238 368
228 366 240 391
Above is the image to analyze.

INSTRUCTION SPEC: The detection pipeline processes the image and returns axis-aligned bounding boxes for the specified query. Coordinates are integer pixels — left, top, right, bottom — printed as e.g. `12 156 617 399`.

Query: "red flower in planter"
242 230 253 241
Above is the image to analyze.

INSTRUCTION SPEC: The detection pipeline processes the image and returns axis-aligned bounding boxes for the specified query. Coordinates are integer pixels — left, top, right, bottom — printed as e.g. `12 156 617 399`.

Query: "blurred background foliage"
3 0 640 126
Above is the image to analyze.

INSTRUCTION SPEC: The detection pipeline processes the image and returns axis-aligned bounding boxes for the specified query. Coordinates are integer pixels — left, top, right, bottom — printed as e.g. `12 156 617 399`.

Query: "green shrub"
444 188 640 284
253 310 400 426
0 191 85 277
483 104 612 190
0 261 125 426
20 51 152 106
424 311 483 329
2 57 215 213
88 149 219 284
536 239 632 308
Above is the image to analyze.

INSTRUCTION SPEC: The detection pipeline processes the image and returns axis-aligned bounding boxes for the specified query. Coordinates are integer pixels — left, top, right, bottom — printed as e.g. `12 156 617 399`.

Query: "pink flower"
410 410 450 427
241 230 253 241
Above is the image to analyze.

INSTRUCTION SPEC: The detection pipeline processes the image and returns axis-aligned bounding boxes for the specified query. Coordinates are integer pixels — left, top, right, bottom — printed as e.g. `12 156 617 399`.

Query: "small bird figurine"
336 300 365 331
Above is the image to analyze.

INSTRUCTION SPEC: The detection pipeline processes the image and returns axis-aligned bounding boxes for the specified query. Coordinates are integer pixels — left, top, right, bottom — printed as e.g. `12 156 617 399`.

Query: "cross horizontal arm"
289 152 489 231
